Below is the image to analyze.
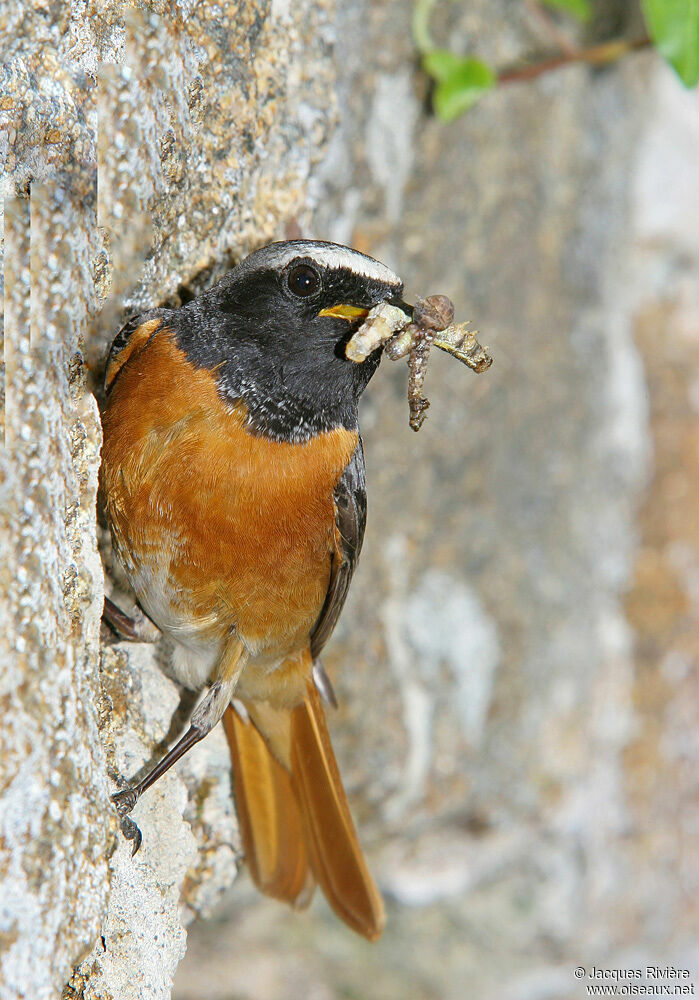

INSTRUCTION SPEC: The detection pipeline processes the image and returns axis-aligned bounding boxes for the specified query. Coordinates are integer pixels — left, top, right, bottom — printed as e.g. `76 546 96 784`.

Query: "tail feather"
291 680 386 941
223 679 385 941
223 705 314 906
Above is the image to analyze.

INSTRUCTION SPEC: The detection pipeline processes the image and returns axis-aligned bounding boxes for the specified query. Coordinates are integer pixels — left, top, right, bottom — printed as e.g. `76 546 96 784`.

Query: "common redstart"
101 240 412 941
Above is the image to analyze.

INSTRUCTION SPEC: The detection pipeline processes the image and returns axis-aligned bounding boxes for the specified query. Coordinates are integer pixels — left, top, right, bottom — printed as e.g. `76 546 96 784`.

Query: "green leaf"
422 49 470 82
422 52 496 122
642 0 699 87
541 0 593 21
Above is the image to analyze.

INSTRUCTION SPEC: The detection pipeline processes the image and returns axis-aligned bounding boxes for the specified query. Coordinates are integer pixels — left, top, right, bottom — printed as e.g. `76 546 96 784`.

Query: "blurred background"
170 2 698 998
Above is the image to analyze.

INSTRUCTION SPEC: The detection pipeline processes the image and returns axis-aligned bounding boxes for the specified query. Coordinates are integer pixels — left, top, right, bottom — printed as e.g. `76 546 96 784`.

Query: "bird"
100 239 410 942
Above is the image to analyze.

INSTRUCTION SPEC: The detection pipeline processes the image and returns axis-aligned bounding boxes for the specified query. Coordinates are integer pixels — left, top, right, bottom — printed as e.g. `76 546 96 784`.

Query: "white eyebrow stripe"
235 240 403 287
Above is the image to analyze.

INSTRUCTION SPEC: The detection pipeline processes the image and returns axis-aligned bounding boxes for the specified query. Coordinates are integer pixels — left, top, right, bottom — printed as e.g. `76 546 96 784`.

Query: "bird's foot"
102 596 161 643
111 787 143 855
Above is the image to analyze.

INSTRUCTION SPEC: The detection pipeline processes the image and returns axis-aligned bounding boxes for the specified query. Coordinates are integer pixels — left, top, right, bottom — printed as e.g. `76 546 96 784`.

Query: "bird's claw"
121 815 143 855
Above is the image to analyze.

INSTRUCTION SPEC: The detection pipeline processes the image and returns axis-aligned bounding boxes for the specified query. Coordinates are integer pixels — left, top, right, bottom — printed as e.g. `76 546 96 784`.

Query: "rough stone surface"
1 182 110 1000
2 1 337 998
64 643 237 1000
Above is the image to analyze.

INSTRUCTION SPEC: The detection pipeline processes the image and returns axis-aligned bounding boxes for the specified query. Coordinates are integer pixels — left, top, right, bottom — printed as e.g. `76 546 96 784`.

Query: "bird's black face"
175 241 405 442
216 246 403 365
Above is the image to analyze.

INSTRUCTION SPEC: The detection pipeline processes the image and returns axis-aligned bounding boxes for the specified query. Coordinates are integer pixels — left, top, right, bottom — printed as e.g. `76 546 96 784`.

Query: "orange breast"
100 325 358 662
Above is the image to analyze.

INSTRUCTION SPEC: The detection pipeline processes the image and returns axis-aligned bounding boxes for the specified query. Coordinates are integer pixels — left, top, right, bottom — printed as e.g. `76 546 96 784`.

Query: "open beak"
317 304 370 321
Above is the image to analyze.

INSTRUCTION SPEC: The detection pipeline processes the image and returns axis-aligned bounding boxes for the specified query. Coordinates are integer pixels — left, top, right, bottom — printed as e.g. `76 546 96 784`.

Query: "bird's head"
177 240 407 441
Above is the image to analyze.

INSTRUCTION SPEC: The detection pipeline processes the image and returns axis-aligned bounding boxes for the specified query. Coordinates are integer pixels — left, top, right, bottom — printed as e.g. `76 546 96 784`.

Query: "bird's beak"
317 304 370 321
318 297 414 322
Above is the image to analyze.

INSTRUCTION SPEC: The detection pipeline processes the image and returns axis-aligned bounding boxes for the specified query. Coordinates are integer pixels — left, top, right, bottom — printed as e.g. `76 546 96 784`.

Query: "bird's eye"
287 264 321 298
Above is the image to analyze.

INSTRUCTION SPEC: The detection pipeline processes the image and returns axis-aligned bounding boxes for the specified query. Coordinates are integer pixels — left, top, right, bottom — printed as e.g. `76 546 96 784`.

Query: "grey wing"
310 438 368 661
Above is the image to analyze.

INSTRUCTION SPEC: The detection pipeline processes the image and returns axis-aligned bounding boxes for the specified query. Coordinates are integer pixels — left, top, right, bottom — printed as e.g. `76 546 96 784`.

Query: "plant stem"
498 34 651 85
412 0 436 54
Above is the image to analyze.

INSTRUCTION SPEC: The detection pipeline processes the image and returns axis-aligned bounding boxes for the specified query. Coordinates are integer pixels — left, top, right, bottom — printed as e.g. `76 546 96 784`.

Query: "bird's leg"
102 595 161 643
112 642 246 854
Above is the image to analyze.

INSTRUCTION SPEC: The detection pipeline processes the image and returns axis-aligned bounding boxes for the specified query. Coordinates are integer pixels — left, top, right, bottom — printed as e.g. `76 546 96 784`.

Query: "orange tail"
223 679 385 941
223 703 314 906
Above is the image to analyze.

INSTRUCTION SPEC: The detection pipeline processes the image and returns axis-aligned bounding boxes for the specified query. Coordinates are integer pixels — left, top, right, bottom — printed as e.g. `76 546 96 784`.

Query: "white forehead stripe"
235 240 403 288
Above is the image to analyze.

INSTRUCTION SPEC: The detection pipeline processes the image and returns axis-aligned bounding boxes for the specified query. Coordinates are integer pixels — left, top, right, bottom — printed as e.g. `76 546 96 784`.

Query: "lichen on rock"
1 1 341 998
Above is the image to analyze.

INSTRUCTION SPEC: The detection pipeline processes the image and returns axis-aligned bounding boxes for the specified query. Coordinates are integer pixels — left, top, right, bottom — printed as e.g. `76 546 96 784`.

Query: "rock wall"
1 2 337 998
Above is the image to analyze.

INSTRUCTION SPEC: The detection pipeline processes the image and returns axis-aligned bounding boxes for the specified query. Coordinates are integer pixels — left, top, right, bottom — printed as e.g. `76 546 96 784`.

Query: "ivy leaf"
540 0 592 21
422 51 496 121
541 0 593 21
642 0 699 87
422 49 467 82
